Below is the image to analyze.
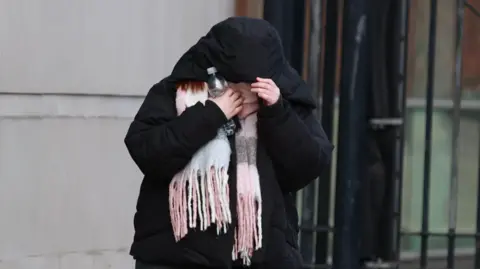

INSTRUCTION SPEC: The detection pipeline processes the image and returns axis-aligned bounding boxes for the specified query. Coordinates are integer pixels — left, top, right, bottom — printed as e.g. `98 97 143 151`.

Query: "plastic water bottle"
207 67 236 136
207 67 227 97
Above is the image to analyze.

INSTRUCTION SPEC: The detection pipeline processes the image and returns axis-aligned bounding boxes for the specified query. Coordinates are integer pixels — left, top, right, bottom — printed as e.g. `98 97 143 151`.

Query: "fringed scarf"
169 82 262 266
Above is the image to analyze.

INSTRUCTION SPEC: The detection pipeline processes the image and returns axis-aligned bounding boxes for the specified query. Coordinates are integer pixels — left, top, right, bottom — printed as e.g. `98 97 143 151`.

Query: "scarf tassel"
169 167 231 241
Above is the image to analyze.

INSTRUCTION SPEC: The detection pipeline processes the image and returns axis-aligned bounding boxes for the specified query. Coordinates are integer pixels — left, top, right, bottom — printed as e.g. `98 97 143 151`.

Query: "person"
124 17 333 269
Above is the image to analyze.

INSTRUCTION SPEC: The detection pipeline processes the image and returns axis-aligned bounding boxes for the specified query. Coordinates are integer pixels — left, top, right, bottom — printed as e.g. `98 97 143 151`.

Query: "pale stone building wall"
0 1 234 268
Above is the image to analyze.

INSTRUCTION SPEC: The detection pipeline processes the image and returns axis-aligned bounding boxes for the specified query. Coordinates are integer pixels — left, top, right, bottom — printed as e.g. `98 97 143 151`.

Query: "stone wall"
0 1 234 268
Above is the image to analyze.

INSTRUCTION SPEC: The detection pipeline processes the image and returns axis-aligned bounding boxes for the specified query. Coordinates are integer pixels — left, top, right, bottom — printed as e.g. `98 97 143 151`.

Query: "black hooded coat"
125 17 333 268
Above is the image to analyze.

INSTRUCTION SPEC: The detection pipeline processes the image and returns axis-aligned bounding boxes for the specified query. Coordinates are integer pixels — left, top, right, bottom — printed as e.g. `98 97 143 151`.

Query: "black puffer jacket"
125 17 333 269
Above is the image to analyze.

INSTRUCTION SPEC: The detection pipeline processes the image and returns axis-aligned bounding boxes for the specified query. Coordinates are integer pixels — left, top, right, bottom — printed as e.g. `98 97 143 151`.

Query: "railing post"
315 0 339 265
476 130 480 269
332 0 369 268
419 0 438 268
392 0 410 265
446 0 465 268
299 0 322 263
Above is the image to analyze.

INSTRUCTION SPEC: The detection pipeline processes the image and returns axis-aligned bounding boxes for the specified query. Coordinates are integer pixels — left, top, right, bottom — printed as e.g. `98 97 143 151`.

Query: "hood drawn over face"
170 17 316 110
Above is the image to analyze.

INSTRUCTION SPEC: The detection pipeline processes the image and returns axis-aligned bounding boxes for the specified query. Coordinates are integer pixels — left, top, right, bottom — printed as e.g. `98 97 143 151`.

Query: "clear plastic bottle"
207 67 228 97
207 67 236 136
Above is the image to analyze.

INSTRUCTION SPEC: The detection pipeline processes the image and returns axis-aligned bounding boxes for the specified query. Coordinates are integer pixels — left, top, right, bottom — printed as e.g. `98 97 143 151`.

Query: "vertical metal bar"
446 1 465 268
307 0 323 118
288 0 306 75
300 0 322 263
393 0 410 264
476 130 480 269
332 0 369 267
420 0 438 268
300 189 316 264
287 0 306 205
316 0 338 264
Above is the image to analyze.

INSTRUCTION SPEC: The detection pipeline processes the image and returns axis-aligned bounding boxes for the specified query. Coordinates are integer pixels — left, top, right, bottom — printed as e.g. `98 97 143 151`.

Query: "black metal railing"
262 0 478 268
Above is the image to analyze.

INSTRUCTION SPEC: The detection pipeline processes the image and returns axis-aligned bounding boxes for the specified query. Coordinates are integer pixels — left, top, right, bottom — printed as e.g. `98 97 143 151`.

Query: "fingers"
233 96 243 108
256 77 274 86
251 82 272 90
257 92 270 100
250 87 267 94
233 105 243 116
251 79 278 97
251 87 269 97
251 87 271 100
231 91 242 101
251 78 280 106
229 91 243 116
257 92 274 104
251 86 275 104
225 88 235 96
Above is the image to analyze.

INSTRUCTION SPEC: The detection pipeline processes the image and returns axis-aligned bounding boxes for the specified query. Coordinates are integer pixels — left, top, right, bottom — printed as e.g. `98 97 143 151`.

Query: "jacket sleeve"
124 81 227 181
257 99 334 192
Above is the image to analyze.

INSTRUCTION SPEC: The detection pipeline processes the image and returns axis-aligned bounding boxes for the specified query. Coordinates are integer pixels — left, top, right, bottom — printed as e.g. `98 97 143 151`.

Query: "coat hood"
170 17 316 110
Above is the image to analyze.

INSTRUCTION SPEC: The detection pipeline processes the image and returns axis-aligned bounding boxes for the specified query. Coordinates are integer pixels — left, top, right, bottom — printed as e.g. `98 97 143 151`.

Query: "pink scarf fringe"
169 168 231 240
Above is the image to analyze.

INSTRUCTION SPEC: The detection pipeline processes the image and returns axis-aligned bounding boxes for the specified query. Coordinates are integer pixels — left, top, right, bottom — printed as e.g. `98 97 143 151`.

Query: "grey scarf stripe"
235 136 257 165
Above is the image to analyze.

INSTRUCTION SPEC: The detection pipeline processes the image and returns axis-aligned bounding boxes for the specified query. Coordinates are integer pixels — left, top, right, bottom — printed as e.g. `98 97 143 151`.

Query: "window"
401 0 480 255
